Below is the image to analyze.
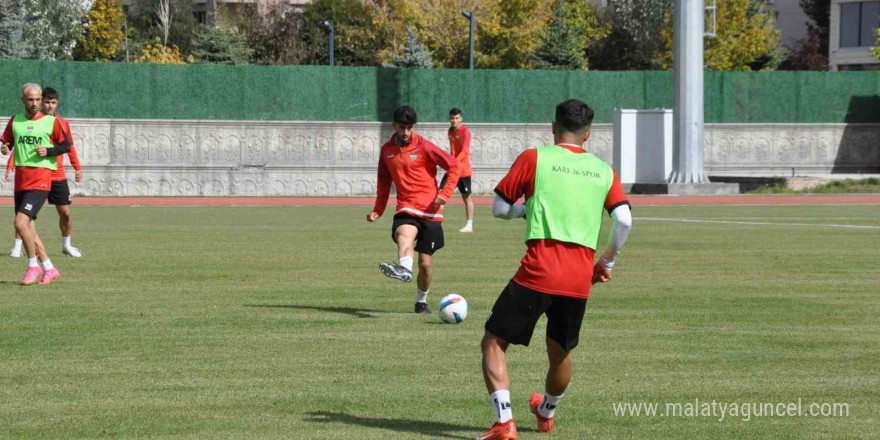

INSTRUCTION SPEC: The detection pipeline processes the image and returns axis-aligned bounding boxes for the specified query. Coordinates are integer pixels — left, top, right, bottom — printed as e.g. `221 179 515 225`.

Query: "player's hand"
0 143 9 155
592 263 612 285
433 195 448 208
366 212 380 222
75 170 83 182
3 169 10 182
36 145 48 157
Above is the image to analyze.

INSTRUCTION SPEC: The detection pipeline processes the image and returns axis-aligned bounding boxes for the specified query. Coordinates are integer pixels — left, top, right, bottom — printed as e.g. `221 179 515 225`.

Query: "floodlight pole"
669 0 706 184
462 11 475 69
323 21 335 66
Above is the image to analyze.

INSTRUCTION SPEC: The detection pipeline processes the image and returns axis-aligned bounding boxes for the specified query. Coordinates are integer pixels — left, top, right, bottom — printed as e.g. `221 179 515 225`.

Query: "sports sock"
466 220 473 227
415 288 429 304
399 255 413 272
27 257 39 267
41 259 55 271
490 390 513 423
62 236 71 248
13 238 23 251
538 393 563 418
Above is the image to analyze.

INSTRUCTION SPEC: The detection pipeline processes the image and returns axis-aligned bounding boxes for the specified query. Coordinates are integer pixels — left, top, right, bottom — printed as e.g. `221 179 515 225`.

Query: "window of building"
194 11 207 25
840 1 880 48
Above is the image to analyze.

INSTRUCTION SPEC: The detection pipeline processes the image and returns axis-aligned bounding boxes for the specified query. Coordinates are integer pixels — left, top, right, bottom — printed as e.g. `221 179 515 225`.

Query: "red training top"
494 144 630 299
0 113 69 192
371 132 460 222
448 125 472 177
6 114 82 181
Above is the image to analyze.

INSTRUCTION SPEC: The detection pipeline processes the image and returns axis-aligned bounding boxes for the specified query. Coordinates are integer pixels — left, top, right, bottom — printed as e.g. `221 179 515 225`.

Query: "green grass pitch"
1 203 878 439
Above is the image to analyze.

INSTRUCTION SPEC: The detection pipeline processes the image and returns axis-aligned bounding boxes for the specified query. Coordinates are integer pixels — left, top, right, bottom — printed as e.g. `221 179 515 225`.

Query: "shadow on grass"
243 304 388 319
304 411 484 439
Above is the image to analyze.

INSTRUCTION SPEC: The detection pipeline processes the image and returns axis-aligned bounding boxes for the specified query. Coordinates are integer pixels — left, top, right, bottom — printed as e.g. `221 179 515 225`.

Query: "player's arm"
368 154 392 222
38 120 71 157
3 152 13 182
492 149 535 220
64 122 84 181
593 169 633 284
492 194 525 219
425 142 459 204
456 128 471 163
0 116 14 155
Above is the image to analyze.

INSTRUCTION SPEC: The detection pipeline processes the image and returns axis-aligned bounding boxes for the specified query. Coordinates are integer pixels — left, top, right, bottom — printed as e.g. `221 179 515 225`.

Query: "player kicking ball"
366 106 461 314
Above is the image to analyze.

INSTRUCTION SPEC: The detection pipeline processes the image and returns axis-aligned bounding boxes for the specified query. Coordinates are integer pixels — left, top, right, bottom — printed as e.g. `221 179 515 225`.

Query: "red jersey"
6 114 81 181
448 125 472 177
494 144 629 299
371 132 460 222
0 114 69 192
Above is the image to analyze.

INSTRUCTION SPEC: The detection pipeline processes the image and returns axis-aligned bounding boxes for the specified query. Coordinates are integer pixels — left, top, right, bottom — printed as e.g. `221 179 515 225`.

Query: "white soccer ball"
438 293 468 324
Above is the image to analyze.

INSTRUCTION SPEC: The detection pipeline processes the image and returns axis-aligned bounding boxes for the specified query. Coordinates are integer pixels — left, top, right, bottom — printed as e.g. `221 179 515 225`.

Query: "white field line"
635 217 880 230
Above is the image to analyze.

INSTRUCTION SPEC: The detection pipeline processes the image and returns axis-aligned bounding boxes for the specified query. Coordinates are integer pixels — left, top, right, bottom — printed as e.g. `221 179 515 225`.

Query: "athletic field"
1 202 877 439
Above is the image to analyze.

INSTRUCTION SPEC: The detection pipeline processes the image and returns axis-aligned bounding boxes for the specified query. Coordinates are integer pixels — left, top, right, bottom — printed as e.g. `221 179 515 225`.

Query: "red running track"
0 195 878 206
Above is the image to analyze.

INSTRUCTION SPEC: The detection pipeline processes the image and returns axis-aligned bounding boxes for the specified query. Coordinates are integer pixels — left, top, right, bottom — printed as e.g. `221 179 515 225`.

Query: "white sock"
538 393 564 418
399 256 413 272
490 390 513 423
41 259 54 271
28 257 39 267
466 220 473 227
13 239 22 251
415 288 429 304
62 236 71 248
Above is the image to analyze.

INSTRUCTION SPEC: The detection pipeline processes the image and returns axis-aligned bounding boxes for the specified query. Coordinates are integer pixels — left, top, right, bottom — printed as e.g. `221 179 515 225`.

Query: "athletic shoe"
529 392 555 433
62 246 83 258
459 225 474 233
414 302 432 314
39 268 60 285
379 262 412 283
474 420 517 440
21 267 42 285
9 248 23 258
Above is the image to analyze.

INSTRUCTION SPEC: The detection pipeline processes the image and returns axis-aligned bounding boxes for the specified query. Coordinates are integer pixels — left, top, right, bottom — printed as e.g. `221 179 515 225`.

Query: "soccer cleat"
459 224 474 233
530 393 555 433
379 262 412 283
21 267 42 285
62 246 83 258
414 302 432 314
474 420 517 440
39 268 60 285
9 248 23 258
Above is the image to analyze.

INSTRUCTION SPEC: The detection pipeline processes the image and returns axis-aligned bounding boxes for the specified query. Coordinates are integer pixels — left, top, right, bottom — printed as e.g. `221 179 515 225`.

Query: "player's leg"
14 191 46 285
29 220 59 285
379 216 417 283
49 180 80 257
411 219 444 313
458 178 474 233
10 229 23 258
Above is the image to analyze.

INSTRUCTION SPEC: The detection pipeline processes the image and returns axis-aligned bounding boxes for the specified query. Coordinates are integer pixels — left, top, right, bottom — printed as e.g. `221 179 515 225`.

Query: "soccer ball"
438 293 468 324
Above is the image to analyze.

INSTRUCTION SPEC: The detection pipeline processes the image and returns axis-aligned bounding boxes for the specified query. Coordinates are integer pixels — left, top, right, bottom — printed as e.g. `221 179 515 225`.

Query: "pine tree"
190 25 253 65
0 0 27 59
385 26 434 69
800 0 829 56
534 0 585 70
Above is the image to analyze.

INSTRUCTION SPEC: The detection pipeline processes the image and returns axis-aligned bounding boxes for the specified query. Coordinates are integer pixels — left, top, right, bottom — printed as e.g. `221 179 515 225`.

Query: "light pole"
461 11 474 69
323 21 335 66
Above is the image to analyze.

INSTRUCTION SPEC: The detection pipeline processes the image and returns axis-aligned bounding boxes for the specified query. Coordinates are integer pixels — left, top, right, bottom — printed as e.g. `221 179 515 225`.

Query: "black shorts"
14 190 50 219
48 179 72 206
485 280 588 351
439 174 472 195
391 213 445 255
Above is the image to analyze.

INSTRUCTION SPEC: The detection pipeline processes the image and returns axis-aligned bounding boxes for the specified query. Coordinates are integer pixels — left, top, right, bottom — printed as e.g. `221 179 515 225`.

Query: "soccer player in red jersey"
439 108 475 232
366 106 461 314
0 83 72 285
474 100 633 439
7 87 84 258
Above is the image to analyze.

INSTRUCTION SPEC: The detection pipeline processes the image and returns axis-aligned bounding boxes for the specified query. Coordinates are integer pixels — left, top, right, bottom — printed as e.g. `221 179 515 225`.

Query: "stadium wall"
0 119 876 197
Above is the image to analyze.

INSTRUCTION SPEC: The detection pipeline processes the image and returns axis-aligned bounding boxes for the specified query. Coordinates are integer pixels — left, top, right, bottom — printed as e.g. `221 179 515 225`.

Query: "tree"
134 35 188 64
476 0 553 69
238 3 307 65
190 25 253 64
20 0 88 60
800 0 829 57
74 0 125 61
656 0 782 71
781 32 829 70
385 26 434 68
127 0 199 56
873 33 880 63
302 0 392 66
0 0 28 59
401 0 489 68
534 0 586 70
588 0 672 70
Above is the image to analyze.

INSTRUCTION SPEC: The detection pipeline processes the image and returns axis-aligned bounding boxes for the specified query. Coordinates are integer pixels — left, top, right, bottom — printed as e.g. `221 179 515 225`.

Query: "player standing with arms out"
439 108 475 232
0 83 72 285
366 106 461 314
7 87 83 258
474 100 633 440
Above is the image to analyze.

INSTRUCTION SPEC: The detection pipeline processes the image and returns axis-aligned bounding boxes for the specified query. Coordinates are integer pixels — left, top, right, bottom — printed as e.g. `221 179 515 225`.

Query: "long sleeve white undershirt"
492 194 632 270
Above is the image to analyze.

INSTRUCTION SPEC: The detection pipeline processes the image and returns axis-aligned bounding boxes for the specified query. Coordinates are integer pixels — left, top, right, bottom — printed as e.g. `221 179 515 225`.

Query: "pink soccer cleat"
474 420 517 440
21 266 42 285
39 268 60 285
530 393 555 433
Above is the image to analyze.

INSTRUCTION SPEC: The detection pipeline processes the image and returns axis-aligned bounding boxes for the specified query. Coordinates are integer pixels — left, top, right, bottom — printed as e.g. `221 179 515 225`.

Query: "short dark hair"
555 99 594 133
43 87 58 100
449 107 462 117
393 106 418 125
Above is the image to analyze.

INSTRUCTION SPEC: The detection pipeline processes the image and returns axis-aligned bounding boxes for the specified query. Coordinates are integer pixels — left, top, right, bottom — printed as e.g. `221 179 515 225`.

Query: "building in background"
769 0 810 48
829 0 879 70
